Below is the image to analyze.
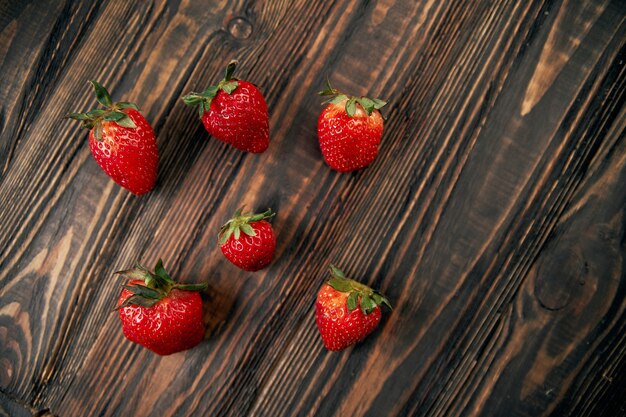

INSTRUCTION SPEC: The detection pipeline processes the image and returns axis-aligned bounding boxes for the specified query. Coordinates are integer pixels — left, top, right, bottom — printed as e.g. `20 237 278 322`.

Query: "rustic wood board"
1 0 625 416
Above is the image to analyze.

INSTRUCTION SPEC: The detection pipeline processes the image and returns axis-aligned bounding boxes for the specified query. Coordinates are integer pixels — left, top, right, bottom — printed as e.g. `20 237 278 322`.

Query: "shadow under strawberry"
200 283 239 341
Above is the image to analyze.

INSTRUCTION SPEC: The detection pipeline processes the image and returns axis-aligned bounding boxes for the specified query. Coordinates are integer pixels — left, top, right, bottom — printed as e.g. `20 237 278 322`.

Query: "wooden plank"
0 0 624 416
0 391 34 417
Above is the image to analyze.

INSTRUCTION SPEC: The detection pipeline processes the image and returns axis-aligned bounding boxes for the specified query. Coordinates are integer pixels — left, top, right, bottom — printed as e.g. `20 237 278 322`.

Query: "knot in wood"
534 249 587 311
227 16 253 40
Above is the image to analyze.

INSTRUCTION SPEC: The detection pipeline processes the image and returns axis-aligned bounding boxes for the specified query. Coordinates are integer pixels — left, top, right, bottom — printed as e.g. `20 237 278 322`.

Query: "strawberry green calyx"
115 259 207 309
67 81 139 140
326 265 392 315
318 79 387 117
218 207 275 244
182 60 241 118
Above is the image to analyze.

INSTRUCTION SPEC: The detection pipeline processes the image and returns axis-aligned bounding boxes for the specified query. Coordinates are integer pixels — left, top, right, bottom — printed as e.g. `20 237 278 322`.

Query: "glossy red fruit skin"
315 283 382 351
220 220 275 271
202 81 269 153
117 280 204 355
317 102 384 172
88 109 158 195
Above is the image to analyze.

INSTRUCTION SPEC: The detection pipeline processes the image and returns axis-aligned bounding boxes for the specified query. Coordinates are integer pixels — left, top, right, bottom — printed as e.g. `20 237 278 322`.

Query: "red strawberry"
182 60 269 153
315 265 391 351
116 259 207 355
67 81 158 195
317 81 386 172
218 207 276 271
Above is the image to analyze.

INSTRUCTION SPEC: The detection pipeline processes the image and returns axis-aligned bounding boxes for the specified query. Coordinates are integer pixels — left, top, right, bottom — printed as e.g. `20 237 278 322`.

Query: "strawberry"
315 265 391 351
218 207 276 271
182 60 269 153
67 81 158 195
116 259 207 355
317 81 387 172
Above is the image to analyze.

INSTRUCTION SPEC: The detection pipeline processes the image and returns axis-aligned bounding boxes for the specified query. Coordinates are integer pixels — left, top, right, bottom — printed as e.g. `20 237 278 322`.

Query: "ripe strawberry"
315 265 392 351
182 60 269 153
317 81 387 172
67 81 158 195
116 259 207 355
218 207 276 271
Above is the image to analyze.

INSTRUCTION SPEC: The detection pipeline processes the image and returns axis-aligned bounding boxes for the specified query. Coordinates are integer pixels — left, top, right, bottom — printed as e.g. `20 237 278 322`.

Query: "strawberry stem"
182 60 241 118
90 81 113 107
326 265 392 314
115 259 207 309
218 207 275 244
66 81 138 139
317 79 387 117
223 60 238 81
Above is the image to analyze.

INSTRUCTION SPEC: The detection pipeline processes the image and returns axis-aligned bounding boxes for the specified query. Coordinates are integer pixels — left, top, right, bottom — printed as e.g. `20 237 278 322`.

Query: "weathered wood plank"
0 391 32 417
0 0 624 416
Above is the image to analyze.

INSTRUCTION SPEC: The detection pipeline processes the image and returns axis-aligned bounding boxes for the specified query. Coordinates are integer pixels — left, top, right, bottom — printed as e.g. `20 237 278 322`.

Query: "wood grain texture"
1 0 625 416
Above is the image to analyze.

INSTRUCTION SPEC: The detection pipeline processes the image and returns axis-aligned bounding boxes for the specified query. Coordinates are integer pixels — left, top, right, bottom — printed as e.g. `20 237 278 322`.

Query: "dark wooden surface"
1 0 625 416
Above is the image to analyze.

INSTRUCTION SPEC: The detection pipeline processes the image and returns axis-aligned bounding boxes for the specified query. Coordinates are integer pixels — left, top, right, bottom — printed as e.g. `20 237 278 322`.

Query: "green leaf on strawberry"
329 264 346 279
68 112 90 120
115 259 207 309
347 291 359 311
103 111 126 121
154 259 174 284
218 207 275 244
116 102 140 110
115 265 151 281
122 284 162 299
317 79 387 117
90 80 113 107
240 223 256 237
114 116 136 128
221 81 238 94
346 98 357 117
371 98 387 109
66 81 140 137
118 294 161 309
327 277 353 293
182 60 242 118
360 293 376 315
326 265 392 315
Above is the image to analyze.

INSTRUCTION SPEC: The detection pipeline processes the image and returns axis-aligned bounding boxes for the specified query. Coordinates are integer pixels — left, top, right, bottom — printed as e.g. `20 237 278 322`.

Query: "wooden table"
1 1 625 416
